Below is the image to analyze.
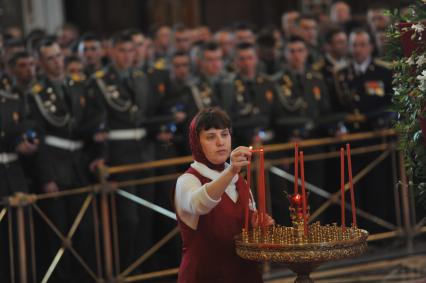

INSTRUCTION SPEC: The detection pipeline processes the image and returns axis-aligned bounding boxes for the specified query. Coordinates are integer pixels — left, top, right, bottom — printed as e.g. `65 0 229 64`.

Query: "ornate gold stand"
235 207 368 282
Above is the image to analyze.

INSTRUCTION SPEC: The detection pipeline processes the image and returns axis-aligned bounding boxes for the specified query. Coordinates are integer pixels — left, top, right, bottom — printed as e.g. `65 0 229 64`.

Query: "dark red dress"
176 167 263 283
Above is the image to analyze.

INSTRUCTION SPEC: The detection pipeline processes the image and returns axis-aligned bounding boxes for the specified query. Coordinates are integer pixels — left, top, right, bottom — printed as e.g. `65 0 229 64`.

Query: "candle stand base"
236 222 368 283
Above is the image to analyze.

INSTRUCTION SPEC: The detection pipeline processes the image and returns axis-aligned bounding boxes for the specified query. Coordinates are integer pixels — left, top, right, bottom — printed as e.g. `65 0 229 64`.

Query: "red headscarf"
189 116 225 172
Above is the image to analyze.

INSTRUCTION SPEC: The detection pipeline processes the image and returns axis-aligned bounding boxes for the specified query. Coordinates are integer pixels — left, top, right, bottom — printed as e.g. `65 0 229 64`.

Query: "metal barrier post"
98 166 115 280
398 151 414 252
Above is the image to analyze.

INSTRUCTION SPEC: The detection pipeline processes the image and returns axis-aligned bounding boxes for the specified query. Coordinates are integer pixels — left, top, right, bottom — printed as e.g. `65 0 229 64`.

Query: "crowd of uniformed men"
0 2 396 282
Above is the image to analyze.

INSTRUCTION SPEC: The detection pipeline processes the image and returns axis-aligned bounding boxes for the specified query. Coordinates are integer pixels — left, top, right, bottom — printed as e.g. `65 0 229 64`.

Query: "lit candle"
245 147 252 231
294 143 299 195
346 143 357 227
300 151 308 236
340 148 346 232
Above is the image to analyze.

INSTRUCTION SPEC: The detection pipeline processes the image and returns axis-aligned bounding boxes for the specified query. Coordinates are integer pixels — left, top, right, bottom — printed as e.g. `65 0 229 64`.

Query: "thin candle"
340 148 346 232
256 149 263 226
294 143 299 195
259 148 266 227
346 143 357 227
244 147 252 231
300 151 308 236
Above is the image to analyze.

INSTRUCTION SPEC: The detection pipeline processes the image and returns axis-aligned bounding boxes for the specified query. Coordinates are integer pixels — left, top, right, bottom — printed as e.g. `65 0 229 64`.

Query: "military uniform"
228 73 276 146
0 74 37 282
272 67 331 141
334 58 393 131
312 55 349 112
89 65 156 271
333 58 395 232
271 67 331 225
28 73 103 282
0 75 33 196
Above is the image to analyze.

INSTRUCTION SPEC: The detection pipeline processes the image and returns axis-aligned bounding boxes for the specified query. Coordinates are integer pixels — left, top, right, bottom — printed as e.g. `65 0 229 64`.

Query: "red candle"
346 143 357 227
256 149 263 226
300 151 308 236
294 143 299 195
245 150 252 231
259 148 266 227
340 148 346 232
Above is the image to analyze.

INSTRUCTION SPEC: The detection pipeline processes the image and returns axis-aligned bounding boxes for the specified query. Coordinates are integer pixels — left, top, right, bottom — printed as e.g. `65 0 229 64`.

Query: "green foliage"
386 0 426 206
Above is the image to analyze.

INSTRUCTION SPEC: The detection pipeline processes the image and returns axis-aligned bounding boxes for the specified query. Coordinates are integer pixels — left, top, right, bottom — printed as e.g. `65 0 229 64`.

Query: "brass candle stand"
235 205 368 283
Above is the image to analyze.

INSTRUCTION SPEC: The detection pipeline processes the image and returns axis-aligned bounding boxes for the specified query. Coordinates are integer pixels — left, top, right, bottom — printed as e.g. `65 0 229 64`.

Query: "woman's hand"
251 211 275 228
229 146 252 174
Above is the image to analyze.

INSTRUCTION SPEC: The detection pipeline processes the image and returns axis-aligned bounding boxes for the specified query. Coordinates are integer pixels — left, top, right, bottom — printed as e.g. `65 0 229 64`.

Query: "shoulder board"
311 59 325 71
334 63 349 74
256 73 272 84
70 73 86 82
31 83 43 94
374 58 393 70
95 70 105 79
310 70 324 80
132 69 145 78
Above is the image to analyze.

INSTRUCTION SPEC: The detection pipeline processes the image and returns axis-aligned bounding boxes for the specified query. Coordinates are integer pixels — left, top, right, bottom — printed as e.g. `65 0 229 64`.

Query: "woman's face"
199 128 231 165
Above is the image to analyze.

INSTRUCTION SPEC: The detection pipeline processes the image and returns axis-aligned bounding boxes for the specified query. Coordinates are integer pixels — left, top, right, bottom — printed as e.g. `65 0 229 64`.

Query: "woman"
175 107 274 283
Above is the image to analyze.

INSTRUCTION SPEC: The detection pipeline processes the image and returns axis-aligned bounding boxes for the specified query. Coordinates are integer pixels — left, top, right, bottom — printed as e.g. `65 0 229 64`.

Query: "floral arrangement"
386 0 426 205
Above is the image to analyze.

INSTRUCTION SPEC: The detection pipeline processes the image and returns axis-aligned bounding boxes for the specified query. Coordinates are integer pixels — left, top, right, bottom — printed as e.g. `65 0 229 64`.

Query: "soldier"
152 25 172 70
64 55 85 77
28 39 104 282
0 73 39 283
334 29 393 132
257 31 283 76
7 51 37 95
77 33 104 76
234 23 256 45
334 29 394 232
229 43 276 146
173 23 192 53
312 27 349 112
330 1 352 27
296 14 323 66
88 31 156 271
214 29 236 73
272 36 331 224
281 11 300 39
190 41 234 111
272 36 330 141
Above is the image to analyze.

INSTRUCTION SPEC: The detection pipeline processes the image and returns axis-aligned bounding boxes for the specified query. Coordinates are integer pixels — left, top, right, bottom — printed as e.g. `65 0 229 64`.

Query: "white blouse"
175 161 255 230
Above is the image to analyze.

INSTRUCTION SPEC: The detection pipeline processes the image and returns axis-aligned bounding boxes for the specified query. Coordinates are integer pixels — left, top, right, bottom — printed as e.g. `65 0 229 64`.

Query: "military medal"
265 90 273 102
313 86 321 100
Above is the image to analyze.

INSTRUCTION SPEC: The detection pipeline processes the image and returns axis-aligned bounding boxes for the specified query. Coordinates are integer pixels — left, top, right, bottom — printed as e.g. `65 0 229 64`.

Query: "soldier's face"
12 56 36 84
156 27 172 48
235 30 255 45
174 31 192 52
329 32 348 58
66 61 84 76
172 55 190 82
111 41 135 71
79 40 102 67
299 19 318 45
216 32 234 57
285 42 307 70
132 34 146 66
331 2 351 24
40 43 65 79
236 48 257 77
201 49 223 77
199 128 232 165
350 33 373 64
282 12 300 37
